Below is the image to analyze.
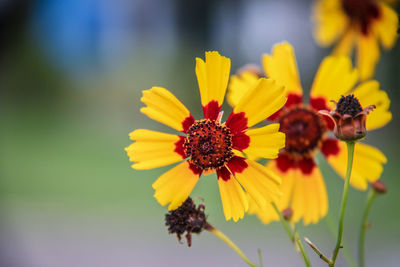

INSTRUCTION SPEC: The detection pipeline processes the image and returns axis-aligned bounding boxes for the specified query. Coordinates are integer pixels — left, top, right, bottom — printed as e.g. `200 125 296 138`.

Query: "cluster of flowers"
125 0 396 265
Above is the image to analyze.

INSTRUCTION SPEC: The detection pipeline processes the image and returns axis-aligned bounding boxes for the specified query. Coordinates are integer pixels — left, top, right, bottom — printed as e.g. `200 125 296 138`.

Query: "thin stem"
330 141 355 266
258 249 263 267
272 203 294 241
304 237 331 264
294 230 312 267
271 202 311 267
206 224 258 267
325 214 357 267
358 190 377 267
292 225 301 253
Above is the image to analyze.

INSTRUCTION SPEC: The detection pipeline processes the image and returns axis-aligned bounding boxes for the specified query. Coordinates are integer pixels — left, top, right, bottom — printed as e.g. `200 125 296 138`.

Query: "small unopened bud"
319 95 375 141
165 197 208 247
282 208 293 221
371 180 387 194
236 64 263 78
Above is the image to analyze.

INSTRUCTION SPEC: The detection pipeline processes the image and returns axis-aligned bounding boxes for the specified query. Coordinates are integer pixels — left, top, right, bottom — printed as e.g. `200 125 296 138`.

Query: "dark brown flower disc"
184 119 234 170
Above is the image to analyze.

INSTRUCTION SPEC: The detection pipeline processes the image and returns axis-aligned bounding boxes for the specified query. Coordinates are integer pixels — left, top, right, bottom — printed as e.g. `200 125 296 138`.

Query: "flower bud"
236 64 263 78
371 180 387 194
282 208 293 221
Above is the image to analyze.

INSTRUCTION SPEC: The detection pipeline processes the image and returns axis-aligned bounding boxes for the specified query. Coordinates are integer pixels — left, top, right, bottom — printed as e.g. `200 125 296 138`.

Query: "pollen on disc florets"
184 119 234 170
279 107 326 156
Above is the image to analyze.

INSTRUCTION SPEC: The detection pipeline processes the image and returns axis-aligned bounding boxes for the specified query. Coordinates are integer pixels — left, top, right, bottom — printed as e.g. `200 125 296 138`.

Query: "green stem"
272 203 294 242
325 214 357 267
294 230 312 267
206 224 258 267
330 141 355 267
358 190 377 267
258 249 263 267
304 237 331 264
272 202 311 267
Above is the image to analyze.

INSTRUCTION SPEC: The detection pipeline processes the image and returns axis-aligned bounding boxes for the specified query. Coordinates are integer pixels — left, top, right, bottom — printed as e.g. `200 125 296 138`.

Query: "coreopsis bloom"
228 42 391 224
313 0 398 80
125 51 287 222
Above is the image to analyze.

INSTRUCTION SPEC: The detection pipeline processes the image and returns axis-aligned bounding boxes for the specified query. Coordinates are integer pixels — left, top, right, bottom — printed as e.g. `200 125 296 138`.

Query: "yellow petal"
247 197 278 225
247 159 295 224
233 78 286 128
152 161 201 210
312 0 348 46
262 160 328 225
195 51 231 107
266 159 296 210
332 28 356 56
125 129 184 169
262 42 303 95
290 166 328 225
326 141 387 190
140 87 192 132
218 176 249 222
243 124 286 159
352 80 392 130
356 34 380 81
234 159 282 209
310 56 358 108
227 72 259 107
374 3 398 50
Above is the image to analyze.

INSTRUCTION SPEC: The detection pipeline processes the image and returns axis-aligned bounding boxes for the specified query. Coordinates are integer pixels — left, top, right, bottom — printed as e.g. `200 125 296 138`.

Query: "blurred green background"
1 0 399 266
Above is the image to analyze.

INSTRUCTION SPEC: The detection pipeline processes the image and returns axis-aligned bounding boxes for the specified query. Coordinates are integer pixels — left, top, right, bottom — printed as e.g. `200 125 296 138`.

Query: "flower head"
320 95 376 141
313 0 398 80
126 51 287 221
165 197 209 247
228 42 391 225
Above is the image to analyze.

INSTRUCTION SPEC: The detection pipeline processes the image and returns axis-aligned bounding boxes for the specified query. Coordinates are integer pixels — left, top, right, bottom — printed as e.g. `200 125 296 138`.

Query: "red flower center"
279 107 326 155
184 119 234 170
341 0 381 35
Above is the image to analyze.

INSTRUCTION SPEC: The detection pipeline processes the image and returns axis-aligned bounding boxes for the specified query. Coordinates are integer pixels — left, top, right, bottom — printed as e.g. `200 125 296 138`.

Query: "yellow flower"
125 51 287 222
313 0 398 80
228 42 391 225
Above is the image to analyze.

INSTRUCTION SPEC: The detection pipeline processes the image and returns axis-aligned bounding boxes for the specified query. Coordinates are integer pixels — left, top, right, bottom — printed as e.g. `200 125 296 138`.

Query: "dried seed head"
319 95 375 141
336 95 363 117
165 197 208 247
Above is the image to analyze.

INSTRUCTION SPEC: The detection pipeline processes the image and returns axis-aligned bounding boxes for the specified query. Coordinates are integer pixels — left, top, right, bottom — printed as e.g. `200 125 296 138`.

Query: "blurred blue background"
1 0 399 266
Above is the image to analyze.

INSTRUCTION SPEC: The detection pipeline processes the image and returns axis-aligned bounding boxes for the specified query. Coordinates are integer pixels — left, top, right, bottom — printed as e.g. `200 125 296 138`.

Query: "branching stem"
304 237 331 264
272 202 311 267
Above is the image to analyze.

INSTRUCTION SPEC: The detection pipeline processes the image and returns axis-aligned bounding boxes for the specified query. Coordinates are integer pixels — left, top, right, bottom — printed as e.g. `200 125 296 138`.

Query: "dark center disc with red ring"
279 107 326 156
184 119 234 171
